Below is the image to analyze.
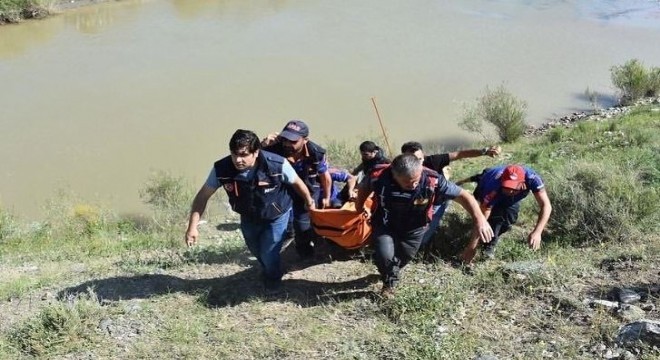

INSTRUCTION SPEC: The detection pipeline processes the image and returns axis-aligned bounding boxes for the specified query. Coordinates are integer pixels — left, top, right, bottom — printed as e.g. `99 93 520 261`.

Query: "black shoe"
483 246 496 260
264 278 283 295
295 242 315 259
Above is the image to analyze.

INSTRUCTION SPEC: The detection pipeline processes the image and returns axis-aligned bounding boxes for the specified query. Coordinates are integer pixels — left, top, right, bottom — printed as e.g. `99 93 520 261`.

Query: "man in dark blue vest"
355 154 493 297
185 129 315 292
262 120 332 258
400 141 501 247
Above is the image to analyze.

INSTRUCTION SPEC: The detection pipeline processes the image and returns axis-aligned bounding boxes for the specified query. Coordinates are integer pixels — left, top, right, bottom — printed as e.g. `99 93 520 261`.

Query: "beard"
282 146 296 156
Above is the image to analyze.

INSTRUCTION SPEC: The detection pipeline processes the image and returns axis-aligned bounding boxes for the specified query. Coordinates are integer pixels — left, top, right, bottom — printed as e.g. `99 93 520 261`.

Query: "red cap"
501 165 526 190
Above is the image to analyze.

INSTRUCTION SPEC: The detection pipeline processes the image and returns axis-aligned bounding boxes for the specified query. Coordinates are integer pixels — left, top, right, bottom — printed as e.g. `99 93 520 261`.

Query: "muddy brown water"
1 0 659 218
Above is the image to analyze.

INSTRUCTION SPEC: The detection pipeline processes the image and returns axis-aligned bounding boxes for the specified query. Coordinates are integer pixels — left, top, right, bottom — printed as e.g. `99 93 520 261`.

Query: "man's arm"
185 184 218 247
452 190 493 243
291 177 316 210
528 189 552 250
345 172 358 199
260 132 280 147
448 145 501 161
319 170 332 208
354 179 373 213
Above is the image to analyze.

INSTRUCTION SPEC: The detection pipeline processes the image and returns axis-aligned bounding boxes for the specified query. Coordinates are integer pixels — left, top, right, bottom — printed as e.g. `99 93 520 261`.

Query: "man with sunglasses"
457 164 552 263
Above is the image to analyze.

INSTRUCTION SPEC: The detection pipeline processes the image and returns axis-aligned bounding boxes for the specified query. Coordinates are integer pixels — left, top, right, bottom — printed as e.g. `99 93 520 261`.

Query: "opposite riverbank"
0 0 116 24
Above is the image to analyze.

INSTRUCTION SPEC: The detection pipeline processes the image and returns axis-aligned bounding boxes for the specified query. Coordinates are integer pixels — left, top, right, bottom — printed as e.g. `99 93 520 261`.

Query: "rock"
475 355 498 360
612 287 642 304
640 303 655 311
616 320 660 348
502 260 546 276
617 304 646 322
585 298 619 310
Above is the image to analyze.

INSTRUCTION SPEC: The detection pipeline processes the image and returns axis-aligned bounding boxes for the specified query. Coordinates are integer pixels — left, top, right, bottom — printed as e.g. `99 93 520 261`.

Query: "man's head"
359 141 380 161
229 129 261 171
400 141 424 162
391 154 423 190
500 165 526 196
278 119 309 156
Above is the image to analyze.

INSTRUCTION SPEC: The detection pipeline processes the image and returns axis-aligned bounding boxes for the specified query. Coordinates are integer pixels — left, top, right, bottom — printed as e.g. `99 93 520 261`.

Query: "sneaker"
295 242 315 259
264 279 283 295
483 246 496 260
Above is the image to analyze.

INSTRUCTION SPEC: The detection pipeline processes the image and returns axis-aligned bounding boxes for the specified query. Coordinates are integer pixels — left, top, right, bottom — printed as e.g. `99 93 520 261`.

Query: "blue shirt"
205 159 298 189
476 165 545 208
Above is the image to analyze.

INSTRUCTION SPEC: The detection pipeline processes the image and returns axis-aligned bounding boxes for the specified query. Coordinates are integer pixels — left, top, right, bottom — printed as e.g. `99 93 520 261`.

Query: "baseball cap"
279 120 309 141
501 165 526 190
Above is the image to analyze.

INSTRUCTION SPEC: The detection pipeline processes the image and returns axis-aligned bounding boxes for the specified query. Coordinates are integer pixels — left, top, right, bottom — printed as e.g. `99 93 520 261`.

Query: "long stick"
370 97 393 157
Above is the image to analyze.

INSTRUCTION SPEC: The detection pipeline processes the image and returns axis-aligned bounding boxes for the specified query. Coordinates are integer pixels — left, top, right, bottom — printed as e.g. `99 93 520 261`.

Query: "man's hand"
528 231 542 250
185 227 199 247
321 198 331 209
261 132 279 147
305 199 316 210
473 218 494 244
485 145 502 157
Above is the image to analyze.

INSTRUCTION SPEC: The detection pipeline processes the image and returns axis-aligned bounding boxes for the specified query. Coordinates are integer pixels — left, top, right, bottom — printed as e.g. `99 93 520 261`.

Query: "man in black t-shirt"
400 141 501 246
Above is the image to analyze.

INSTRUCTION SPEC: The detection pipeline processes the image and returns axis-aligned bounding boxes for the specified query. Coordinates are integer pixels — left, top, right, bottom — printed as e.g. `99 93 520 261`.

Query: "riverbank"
0 0 116 24
0 102 658 359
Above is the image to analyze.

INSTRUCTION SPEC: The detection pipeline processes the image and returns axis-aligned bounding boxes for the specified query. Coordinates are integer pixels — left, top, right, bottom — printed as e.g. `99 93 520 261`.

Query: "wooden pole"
370 97 393 157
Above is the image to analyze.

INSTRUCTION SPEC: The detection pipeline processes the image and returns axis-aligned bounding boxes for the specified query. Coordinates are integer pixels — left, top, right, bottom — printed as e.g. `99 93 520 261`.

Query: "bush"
610 59 660 104
0 0 49 23
8 292 106 357
140 171 195 230
460 85 528 143
546 162 658 246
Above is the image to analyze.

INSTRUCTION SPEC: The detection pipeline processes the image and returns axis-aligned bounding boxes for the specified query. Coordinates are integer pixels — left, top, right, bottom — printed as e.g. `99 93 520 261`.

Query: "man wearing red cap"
457 164 552 263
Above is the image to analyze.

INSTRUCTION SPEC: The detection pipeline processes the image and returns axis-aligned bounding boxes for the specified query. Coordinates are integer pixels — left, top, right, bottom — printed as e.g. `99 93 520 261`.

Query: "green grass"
0 103 658 359
0 0 51 23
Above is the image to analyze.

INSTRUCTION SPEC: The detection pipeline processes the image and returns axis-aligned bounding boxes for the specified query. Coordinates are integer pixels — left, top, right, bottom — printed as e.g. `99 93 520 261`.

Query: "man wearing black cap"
262 120 333 258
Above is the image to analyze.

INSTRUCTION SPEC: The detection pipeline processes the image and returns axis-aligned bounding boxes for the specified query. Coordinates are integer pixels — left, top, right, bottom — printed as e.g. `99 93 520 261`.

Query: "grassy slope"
0 106 658 359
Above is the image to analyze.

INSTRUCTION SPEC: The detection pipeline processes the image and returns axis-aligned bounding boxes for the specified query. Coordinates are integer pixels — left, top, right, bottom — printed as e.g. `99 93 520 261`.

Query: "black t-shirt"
423 153 451 172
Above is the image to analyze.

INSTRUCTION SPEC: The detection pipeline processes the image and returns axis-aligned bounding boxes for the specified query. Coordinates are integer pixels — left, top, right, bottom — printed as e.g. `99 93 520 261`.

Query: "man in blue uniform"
355 154 493 296
457 164 552 263
400 141 501 246
261 120 333 258
185 129 316 291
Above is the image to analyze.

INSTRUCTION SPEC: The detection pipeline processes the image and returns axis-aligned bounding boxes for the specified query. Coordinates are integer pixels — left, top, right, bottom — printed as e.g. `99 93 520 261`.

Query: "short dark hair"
400 141 423 154
359 141 378 152
391 154 422 178
229 129 261 153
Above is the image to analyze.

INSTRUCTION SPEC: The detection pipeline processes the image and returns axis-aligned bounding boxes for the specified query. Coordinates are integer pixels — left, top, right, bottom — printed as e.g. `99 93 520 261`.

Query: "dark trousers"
482 201 520 250
372 226 426 287
291 185 321 255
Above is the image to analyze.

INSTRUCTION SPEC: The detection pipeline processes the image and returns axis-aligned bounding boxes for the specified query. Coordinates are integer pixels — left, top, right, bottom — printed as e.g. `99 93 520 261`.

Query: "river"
1 0 659 218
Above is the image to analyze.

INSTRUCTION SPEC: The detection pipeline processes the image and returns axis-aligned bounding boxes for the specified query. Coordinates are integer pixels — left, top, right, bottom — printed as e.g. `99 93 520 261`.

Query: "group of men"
184 120 552 296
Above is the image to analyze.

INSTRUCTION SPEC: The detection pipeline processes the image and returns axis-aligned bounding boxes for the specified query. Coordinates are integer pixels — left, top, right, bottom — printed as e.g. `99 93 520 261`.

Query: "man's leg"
395 227 426 269
240 216 266 269
372 228 400 290
259 210 291 290
482 201 520 258
420 201 451 247
292 186 319 258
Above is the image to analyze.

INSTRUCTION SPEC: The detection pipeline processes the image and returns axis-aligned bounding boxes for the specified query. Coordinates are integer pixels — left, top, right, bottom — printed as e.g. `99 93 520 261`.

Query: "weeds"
0 0 51 23
460 85 528 143
610 59 660 105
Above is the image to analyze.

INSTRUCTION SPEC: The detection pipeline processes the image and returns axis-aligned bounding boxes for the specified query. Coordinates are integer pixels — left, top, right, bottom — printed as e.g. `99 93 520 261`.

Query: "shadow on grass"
215 222 240 231
57 270 380 308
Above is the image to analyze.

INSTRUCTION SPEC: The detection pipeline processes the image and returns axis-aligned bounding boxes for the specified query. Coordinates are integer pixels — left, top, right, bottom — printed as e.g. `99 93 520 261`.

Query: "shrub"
610 59 659 104
140 171 195 230
8 292 106 357
545 162 658 246
647 67 660 97
459 85 528 143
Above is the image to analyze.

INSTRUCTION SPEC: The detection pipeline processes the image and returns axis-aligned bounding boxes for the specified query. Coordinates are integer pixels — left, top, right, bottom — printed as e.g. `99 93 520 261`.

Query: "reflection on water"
0 19 61 59
170 0 292 21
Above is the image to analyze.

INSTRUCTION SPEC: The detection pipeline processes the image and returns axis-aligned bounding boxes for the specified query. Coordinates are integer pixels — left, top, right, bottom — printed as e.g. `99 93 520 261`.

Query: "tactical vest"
264 141 326 191
214 151 292 221
370 166 440 231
